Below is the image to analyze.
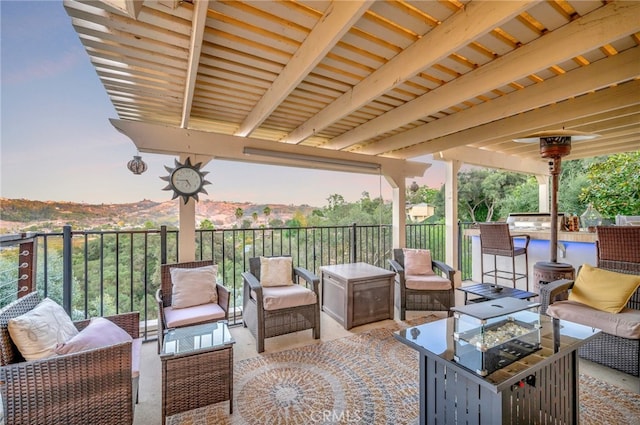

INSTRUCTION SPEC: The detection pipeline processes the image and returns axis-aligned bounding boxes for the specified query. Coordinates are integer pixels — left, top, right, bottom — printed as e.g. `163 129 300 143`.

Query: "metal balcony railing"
0 223 474 341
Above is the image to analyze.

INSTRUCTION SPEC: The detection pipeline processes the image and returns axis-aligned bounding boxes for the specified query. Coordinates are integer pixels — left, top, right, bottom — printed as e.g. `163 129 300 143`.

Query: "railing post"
351 223 357 263
62 225 72 314
161 225 167 265
18 239 35 297
457 221 462 272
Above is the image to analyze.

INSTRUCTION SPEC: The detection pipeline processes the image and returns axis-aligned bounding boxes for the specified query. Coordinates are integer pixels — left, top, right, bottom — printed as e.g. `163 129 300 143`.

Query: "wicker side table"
160 321 235 423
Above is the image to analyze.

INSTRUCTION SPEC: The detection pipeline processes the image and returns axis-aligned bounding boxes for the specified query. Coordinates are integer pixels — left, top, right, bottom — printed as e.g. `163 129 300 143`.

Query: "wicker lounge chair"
0 292 140 425
389 248 456 320
540 226 640 376
156 260 230 353
242 256 320 353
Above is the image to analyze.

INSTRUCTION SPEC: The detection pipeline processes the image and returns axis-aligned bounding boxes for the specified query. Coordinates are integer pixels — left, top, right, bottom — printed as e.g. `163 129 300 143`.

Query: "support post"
351 223 357 263
445 160 462 269
62 225 72 315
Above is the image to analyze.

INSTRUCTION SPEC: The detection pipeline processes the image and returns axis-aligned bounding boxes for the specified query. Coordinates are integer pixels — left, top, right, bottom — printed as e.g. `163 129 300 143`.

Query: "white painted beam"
361 47 640 156
396 79 640 159
110 119 430 178
282 0 535 145
327 1 640 149
436 147 549 176
180 0 209 129
235 0 372 137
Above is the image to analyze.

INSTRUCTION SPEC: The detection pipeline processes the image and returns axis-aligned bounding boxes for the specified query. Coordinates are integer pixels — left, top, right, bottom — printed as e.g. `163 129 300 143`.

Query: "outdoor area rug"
168 317 640 425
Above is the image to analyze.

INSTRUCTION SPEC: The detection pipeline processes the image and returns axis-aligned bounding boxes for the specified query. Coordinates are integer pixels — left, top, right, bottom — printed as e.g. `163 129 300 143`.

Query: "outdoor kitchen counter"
464 228 597 243
464 229 597 288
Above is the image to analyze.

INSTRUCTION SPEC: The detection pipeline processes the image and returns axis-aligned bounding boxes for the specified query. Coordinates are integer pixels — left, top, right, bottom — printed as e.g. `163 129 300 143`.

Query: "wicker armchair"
242 256 320 353
389 248 456 320
540 226 640 376
0 292 139 425
156 260 230 353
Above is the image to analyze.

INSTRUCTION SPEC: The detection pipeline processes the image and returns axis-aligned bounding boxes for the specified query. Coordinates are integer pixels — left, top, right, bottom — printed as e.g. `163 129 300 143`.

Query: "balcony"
0 223 473 333
1 224 638 424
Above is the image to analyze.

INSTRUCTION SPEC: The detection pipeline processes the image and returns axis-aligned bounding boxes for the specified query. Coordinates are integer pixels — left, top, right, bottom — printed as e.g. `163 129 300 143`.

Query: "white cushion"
260 257 293 287
8 298 79 361
405 274 452 291
403 249 435 276
256 284 317 311
547 300 640 340
54 317 132 355
164 303 227 328
170 265 218 309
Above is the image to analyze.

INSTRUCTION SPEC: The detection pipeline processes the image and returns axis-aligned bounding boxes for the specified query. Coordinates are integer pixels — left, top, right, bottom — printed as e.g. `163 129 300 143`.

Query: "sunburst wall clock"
161 157 211 203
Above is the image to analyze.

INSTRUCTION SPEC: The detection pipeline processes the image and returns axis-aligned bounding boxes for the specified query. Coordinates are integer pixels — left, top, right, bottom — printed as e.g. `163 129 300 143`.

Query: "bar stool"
479 223 530 290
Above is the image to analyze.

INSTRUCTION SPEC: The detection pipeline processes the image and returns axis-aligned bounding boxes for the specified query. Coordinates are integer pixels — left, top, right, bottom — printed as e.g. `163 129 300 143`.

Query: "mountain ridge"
0 198 318 233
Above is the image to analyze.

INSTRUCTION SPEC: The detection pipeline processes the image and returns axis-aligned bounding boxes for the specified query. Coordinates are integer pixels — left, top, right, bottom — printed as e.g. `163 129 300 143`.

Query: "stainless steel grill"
506 213 567 231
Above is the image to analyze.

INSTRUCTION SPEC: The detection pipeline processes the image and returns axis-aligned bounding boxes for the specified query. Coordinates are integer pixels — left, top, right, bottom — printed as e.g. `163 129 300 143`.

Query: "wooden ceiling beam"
281 0 535 145
435 147 549 175
393 80 640 159
234 0 373 137
326 1 640 150
361 46 640 156
180 0 209 128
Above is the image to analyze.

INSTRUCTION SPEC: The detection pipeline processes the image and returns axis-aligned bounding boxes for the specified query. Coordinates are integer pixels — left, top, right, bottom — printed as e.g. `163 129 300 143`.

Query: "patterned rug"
168 317 640 425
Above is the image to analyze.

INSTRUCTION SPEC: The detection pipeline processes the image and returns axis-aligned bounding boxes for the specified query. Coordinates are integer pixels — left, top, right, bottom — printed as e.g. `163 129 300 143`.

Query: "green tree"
580 152 640 219
326 194 345 211
251 212 259 226
497 176 539 218
234 208 243 227
199 219 215 230
407 185 439 206
458 169 527 222
263 206 271 226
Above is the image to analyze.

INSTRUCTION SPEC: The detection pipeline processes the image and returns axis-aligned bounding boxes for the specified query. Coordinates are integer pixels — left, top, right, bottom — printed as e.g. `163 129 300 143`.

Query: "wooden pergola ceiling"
64 0 640 173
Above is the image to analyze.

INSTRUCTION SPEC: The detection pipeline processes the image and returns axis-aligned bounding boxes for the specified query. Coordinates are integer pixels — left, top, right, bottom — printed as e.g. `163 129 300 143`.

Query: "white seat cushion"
405 274 452 291
164 302 226 328
131 338 142 378
547 300 640 340
253 284 317 311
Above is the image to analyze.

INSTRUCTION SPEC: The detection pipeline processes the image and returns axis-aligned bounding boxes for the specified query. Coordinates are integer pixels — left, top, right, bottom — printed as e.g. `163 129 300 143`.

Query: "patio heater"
513 130 598 293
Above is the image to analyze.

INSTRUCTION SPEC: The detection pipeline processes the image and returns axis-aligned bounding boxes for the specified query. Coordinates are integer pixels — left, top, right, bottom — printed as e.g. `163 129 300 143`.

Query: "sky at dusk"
1 1 446 208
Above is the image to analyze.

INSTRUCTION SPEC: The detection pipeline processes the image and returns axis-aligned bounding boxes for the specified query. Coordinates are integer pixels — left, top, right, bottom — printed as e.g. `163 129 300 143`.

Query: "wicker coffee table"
160 321 235 423
458 282 537 305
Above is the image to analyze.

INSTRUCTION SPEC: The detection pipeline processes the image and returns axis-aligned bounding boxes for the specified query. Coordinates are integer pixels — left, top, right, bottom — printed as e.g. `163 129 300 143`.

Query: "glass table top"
161 321 235 358
395 315 600 387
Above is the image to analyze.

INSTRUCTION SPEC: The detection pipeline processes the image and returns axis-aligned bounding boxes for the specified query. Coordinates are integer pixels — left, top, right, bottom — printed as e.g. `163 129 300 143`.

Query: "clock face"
161 157 210 203
171 167 202 195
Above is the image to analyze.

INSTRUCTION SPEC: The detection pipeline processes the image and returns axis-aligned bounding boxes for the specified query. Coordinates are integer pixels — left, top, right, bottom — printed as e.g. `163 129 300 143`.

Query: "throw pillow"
55 317 132 355
403 249 435 276
8 298 79 361
260 256 293 287
568 264 640 313
171 265 218 309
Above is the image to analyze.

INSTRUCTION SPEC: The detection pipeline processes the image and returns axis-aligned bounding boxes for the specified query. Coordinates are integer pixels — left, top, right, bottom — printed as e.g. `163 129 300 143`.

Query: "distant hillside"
0 198 317 233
